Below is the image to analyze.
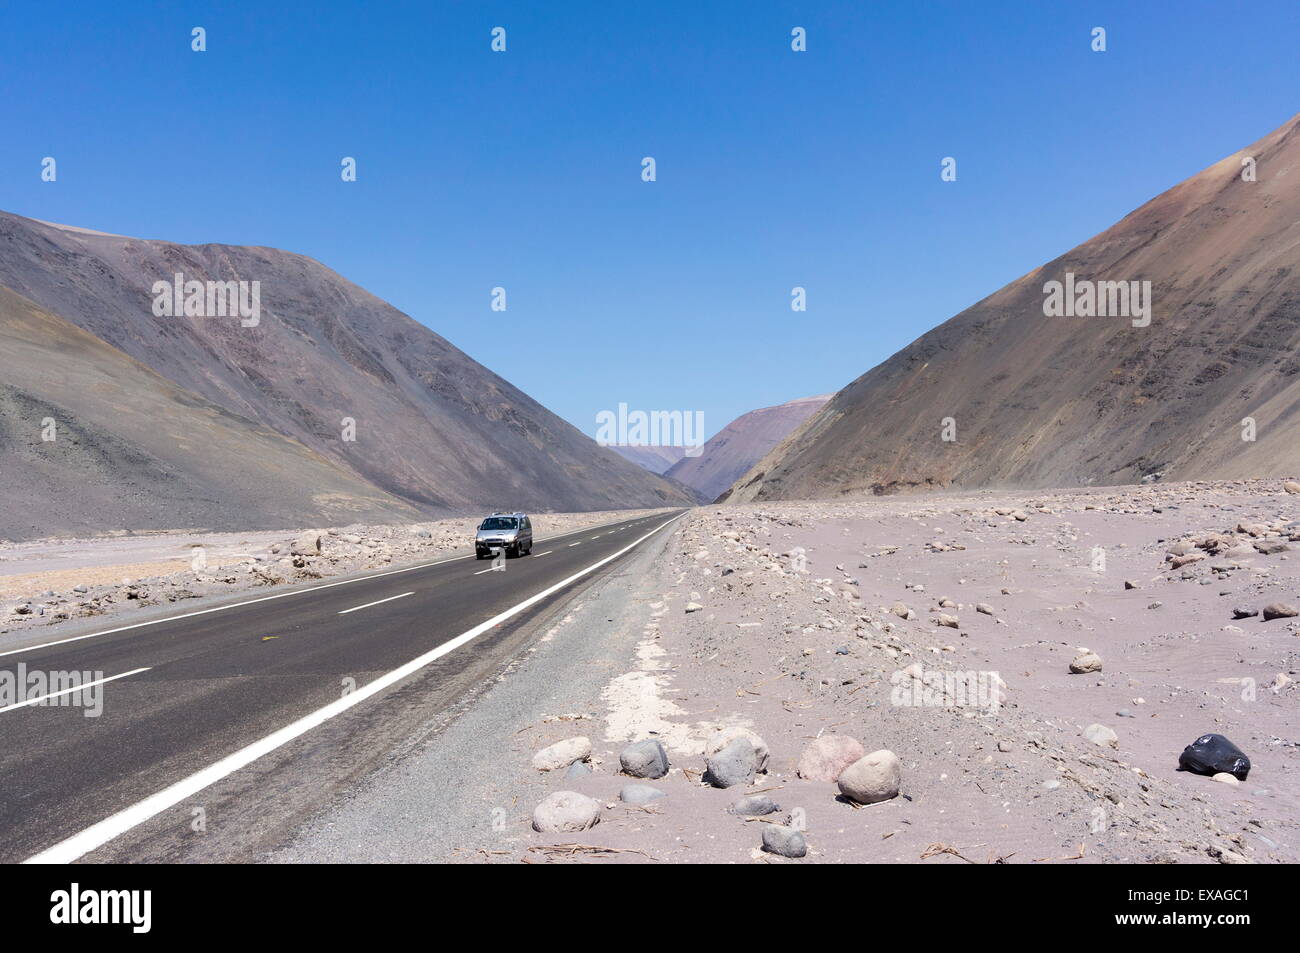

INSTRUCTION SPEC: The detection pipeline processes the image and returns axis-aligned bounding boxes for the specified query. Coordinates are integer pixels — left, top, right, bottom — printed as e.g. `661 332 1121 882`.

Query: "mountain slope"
0 211 692 515
0 284 421 540
726 113 1300 503
666 395 830 502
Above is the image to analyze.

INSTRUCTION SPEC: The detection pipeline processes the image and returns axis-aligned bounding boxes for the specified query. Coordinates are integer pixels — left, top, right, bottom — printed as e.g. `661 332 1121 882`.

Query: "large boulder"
761 824 807 858
532 736 592 772
797 734 865 782
704 727 769 772
837 749 901 804
290 533 322 556
730 795 780 816
532 791 602 833
619 739 669 779
704 737 758 788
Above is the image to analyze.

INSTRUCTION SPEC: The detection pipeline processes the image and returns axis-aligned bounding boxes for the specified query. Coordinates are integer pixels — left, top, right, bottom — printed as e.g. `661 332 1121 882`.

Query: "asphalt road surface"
0 510 684 863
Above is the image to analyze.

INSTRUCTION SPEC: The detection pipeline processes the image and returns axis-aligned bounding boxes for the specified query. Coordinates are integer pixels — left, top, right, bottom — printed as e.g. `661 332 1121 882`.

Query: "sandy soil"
511 479 1298 863
0 508 671 633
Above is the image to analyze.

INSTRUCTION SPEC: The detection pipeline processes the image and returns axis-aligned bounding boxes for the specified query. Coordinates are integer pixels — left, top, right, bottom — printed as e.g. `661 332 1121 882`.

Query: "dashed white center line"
337 592 413 615
569 542 581 547
532 550 552 557
0 667 151 715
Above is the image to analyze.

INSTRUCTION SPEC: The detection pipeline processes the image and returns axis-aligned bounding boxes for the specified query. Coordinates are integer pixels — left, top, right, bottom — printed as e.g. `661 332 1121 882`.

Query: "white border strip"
24 514 681 864
0 512 672 661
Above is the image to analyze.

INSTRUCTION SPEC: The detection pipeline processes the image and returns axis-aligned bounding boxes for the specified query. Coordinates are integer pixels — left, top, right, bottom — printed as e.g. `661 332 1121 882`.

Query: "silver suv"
475 512 533 559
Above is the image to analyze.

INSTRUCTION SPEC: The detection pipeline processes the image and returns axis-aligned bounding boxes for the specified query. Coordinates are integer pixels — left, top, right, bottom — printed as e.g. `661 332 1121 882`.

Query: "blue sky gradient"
2 1 1296 440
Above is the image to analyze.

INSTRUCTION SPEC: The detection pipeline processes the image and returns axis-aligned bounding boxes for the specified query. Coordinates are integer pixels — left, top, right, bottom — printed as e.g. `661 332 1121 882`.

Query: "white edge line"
336 592 414 615
0 511 678 661
0 667 151 715
24 513 682 864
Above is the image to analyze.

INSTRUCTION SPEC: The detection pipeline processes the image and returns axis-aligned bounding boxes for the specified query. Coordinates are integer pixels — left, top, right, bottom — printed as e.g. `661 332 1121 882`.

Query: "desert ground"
455 479 1298 863
6 483 1296 864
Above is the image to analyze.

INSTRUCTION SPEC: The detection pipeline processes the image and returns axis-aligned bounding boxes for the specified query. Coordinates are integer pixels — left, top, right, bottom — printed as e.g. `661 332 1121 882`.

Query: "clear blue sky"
2 1 1296 441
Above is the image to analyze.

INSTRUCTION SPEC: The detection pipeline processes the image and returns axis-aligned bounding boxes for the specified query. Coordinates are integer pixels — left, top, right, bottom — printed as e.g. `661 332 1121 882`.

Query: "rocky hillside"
0 211 692 530
725 113 1300 503
667 395 829 502
0 284 420 540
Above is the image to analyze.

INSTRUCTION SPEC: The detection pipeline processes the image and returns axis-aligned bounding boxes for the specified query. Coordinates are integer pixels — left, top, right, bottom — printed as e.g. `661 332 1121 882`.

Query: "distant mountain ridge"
666 395 830 502
607 444 690 475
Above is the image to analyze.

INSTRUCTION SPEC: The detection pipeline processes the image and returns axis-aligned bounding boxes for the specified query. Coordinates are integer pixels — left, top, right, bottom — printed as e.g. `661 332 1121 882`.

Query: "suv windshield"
479 517 518 531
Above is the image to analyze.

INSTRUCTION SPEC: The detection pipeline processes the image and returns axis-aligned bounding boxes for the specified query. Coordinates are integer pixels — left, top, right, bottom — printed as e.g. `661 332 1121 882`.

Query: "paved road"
0 510 683 863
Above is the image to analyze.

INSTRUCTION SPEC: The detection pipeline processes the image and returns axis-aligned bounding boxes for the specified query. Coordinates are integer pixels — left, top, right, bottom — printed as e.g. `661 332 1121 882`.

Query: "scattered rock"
796 734 865 782
1262 603 1298 620
837 749 901 804
704 737 758 788
290 533 322 556
704 727 769 772
620 783 666 805
761 824 807 858
1069 651 1103 674
532 736 592 772
1209 843 1250 864
620 739 670 779
1083 723 1118 748
731 795 780 816
532 791 601 833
